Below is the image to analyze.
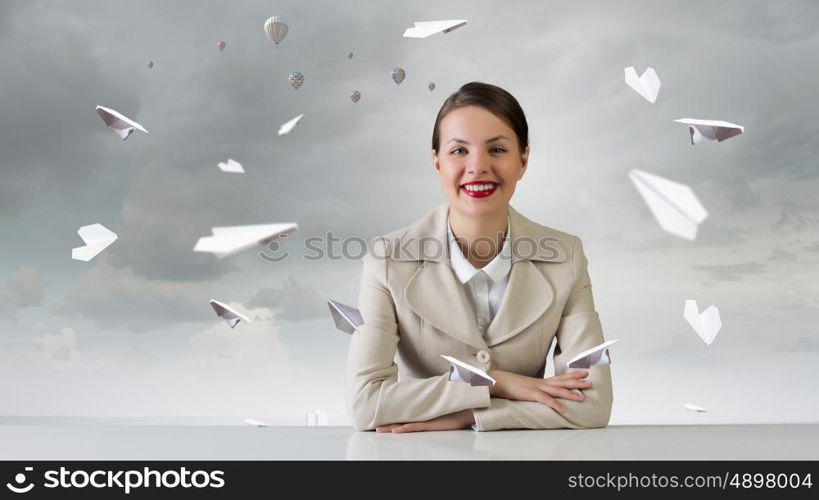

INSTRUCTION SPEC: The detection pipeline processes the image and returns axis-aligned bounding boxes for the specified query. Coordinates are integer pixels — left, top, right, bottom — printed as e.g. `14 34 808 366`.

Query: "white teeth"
462 183 496 192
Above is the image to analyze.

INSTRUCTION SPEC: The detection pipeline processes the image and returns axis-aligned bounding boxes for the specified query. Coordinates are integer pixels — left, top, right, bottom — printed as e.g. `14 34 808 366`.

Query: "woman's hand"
375 409 475 433
488 370 592 414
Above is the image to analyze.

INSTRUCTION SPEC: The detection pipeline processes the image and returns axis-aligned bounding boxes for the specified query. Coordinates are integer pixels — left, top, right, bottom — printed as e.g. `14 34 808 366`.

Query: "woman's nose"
466 151 490 173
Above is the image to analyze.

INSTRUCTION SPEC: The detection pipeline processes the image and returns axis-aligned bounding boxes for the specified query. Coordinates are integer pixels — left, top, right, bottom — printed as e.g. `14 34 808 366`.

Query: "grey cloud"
0 266 45 317
32 323 78 362
772 202 819 233
776 335 819 354
0 2 142 216
60 258 212 331
691 261 767 281
5 266 45 308
711 177 761 214
768 247 798 263
731 0 819 43
246 275 325 322
623 224 754 253
106 161 243 281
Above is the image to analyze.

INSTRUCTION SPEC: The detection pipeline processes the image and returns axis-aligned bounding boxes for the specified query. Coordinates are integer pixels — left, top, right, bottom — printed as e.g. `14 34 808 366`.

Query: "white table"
0 424 816 460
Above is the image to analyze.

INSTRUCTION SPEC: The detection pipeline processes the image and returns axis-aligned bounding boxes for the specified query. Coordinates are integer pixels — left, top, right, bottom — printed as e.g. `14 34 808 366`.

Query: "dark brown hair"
431 82 529 153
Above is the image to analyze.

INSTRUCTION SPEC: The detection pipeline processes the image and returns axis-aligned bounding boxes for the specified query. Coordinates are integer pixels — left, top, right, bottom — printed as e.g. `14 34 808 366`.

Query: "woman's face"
433 105 529 219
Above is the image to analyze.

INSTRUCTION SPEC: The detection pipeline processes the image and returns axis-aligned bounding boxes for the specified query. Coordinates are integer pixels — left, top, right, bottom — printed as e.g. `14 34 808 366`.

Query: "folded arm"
345 238 490 431
472 237 613 431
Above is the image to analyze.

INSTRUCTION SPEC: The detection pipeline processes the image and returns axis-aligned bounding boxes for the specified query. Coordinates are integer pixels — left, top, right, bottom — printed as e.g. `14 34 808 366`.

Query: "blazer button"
476 350 491 364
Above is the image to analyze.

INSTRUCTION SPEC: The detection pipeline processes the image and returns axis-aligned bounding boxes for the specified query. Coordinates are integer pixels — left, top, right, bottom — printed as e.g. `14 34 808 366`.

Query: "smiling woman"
345 82 613 432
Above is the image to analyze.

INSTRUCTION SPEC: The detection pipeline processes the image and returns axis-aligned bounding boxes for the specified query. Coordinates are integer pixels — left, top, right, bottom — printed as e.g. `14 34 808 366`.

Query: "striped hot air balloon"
264 16 288 47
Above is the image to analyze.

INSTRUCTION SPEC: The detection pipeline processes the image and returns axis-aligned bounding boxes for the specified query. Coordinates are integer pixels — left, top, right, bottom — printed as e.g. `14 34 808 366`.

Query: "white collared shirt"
446 216 512 334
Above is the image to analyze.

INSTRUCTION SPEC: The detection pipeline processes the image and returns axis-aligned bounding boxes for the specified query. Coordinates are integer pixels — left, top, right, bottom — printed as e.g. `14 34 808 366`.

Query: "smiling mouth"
459 182 499 198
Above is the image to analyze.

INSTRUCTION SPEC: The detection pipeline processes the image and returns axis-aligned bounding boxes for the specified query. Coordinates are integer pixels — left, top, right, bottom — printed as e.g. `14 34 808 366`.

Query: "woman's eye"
450 147 465 154
491 147 506 153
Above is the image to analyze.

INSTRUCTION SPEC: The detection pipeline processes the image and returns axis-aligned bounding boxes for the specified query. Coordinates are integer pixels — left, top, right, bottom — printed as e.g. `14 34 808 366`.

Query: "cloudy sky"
1 0 818 426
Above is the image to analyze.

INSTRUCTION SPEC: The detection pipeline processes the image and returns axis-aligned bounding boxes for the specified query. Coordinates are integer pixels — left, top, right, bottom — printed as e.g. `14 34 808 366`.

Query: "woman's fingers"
563 379 593 389
391 423 423 433
554 371 589 380
376 423 403 433
541 381 588 401
534 392 566 413
542 384 585 401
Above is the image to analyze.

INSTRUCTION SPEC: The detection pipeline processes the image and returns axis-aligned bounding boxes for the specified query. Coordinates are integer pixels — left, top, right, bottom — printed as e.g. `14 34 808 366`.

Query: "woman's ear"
432 149 440 171
519 146 530 179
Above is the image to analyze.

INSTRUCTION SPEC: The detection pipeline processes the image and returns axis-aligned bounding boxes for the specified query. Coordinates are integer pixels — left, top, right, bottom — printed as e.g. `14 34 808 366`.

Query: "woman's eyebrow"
447 135 510 145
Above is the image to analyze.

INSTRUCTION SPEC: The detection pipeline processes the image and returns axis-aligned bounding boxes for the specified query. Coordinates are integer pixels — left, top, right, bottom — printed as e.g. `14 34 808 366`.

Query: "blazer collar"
401 203 562 349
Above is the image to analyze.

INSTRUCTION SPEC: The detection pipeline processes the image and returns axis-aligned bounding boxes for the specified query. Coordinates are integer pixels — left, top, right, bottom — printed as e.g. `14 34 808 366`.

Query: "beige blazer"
345 203 613 431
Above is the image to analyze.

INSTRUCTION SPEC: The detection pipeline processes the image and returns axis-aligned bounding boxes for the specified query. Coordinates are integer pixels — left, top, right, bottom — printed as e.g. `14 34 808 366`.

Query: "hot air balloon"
147 61 154 69
392 67 406 86
428 82 436 91
216 40 226 51
264 16 288 47
288 72 304 90
347 51 354 60
350 91 361 103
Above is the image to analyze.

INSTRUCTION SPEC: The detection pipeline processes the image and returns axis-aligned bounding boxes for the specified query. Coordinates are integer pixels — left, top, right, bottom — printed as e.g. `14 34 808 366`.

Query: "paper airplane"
243 418 267 427
217 158 244 173
624 66 661 103
95 105 149 140
674 118 744 145
567 339 619 369
71 223 118 261
403 19 468 38
278 114 304 136
683 403 707 413
194 223 297 259
440 355 495 386
683 300 721 345
629 169 709 241
328 299 363 335
210 299 251 328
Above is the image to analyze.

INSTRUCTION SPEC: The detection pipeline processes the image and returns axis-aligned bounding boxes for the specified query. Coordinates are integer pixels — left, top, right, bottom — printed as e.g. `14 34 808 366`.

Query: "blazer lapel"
484 259 554 347
403 261 488 351
395 203 565 350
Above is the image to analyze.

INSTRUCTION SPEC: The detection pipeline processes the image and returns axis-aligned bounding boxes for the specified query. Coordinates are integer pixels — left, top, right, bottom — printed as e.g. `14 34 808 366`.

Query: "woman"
346 82 613 432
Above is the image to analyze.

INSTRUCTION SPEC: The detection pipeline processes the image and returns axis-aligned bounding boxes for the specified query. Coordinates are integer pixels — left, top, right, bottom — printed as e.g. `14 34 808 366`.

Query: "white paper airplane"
217 158 244 173
71 223 118 261
683 403 707 413
441 355 495 386
624 66 661 103
243 418 267 427
278 114 304 136
683 300 721 345
629 169 709 241
403 19 468 38
674 118 744 145
567 339 619 369
210 299 251 328
328 299 363 335
194 223 297 259
95 105 149 140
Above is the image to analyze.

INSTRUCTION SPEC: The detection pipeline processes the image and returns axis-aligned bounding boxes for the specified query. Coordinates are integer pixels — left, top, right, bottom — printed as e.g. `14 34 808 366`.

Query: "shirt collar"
447 216 512 285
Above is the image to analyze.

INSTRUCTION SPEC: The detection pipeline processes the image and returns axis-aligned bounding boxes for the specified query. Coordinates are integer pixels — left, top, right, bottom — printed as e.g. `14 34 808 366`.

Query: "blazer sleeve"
345 237 491 431
471 236 613 431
